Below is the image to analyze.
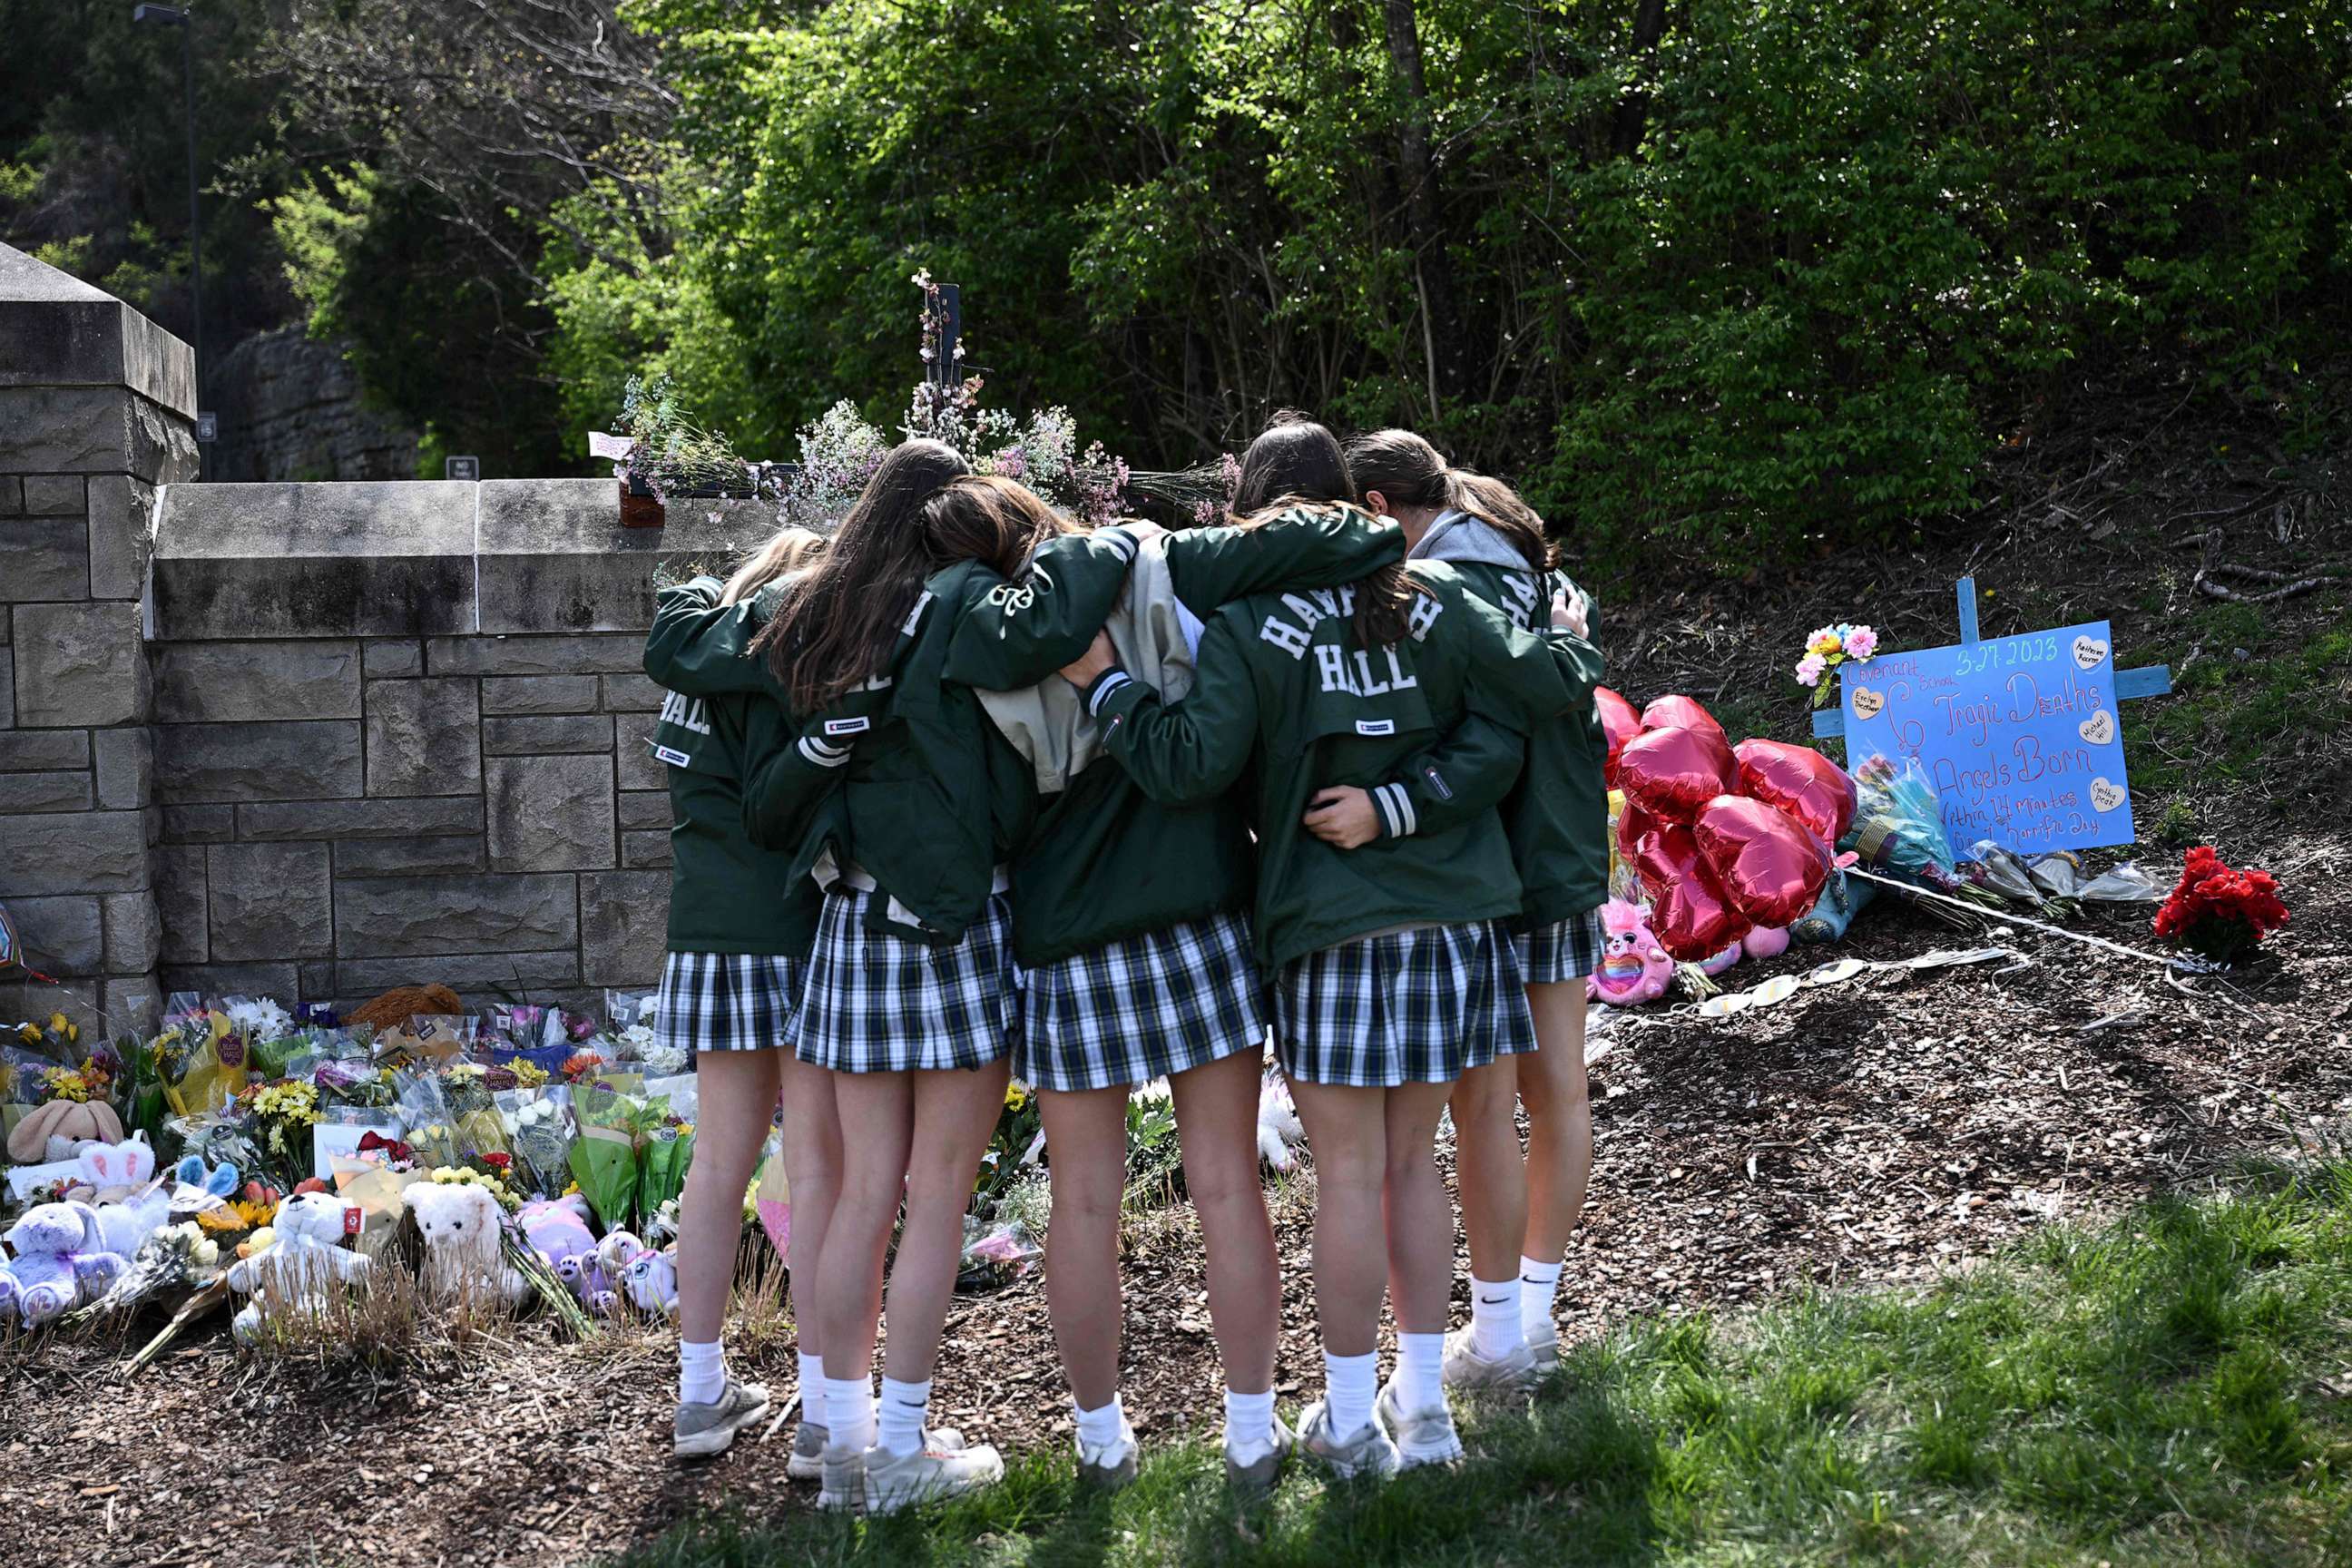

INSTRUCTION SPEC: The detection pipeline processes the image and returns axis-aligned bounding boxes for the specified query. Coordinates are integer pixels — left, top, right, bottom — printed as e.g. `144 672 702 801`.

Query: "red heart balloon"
1640 694 1728 744
1616 723 1738 822
1632 822 1751 960
1615 794 1663 867
1692 794 1832 928
1733 739 1859 844
1595 687 1642 784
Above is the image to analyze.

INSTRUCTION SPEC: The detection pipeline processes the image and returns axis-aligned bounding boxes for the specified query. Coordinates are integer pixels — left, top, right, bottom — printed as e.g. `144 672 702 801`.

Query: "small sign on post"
195 412 218 443
445 456 480 481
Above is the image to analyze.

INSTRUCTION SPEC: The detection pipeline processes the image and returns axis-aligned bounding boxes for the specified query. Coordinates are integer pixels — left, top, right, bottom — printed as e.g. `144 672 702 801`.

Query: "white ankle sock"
1074 1393 1127 1451
679 1338 727 1406
1324 1348 1377 1438
1396 1332 1446 1414
876 1376 932 1456
1471 1274 1524 1358
823 1375 876 1452
1520 1254 1564 1342
798 1351 825 1420
1224 1386 1276 1459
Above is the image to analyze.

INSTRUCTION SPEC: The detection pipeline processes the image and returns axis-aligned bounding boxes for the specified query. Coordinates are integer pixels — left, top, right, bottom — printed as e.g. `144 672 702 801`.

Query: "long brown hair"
750 438 970 710
1346 427 1555 576
720 526 827 606
1230 415 1421 648
917 474 1077 577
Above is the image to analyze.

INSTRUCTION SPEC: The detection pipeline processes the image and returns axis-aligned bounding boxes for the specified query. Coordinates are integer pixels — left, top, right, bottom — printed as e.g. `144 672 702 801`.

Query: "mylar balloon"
1640 693 1728 744
1595 687 1642 783
1692 795 1832 928
1616 794 1665 867
1616 723 1738 822
1633 823 1751 960
1733 739 1858 845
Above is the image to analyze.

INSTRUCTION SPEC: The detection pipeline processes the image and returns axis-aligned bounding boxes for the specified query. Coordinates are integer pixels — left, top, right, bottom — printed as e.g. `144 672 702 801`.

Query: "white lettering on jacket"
1499 573 1541 632
1313 644 1418 696
1259 586 1356 659
657 690 711 735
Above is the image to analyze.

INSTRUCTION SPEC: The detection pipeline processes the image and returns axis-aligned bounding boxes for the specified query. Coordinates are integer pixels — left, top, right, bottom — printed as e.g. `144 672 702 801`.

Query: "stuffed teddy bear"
6 1097 124 1164
596 1230 678 1316
1586 899 1677 1006
0 1200 129 1326
516 1194 602 1307
224 1190 372 1345
1255 1075 1304 1172
77 1139 169 1260
404 1180 527 1307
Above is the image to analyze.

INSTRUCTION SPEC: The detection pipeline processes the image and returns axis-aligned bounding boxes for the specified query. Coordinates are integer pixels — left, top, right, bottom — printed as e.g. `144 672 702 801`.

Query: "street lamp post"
132 3 206 476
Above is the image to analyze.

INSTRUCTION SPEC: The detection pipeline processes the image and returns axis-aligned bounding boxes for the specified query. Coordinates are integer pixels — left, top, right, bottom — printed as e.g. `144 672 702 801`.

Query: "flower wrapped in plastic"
495 1083 575 1200
567 1080 646 1230
390 1069 462 1169
2153 846 2288 965
1839 753 1989 901
438 1063 512 1160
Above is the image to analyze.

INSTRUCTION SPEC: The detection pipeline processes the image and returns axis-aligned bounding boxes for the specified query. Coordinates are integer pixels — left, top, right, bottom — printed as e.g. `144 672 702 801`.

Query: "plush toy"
0 1200 129 1326
1741 925 1792 961
517 1194 600 1306
404 1180 527 1307
1698 940 1745 977
596 1230 678 1316
1585 899 1677 1006
78 1139 170 1260
1255 1075 1305 1172
224 1190 372 1344
6 1097 124 1164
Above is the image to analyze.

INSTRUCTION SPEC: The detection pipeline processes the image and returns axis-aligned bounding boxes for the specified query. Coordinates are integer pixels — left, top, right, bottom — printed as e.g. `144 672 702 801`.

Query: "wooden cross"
1809 575 2172 742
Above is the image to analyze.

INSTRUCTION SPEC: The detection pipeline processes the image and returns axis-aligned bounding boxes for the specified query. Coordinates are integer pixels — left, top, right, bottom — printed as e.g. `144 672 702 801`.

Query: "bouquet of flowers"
1794 622 1881 709
2153 847 2288 965
496 1084 574 1198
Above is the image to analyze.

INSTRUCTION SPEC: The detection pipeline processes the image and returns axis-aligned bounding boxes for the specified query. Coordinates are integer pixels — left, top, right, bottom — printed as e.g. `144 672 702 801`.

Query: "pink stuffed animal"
1585 899 1676 1006
1741 926 1791 961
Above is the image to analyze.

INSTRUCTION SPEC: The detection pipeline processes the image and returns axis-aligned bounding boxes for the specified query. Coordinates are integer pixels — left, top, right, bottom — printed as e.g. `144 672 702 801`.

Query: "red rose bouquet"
2152 847 2288 964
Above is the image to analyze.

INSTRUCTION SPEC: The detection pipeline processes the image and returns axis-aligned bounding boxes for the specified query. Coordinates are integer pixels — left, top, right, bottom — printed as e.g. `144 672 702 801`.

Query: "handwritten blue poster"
1838 620 2134 852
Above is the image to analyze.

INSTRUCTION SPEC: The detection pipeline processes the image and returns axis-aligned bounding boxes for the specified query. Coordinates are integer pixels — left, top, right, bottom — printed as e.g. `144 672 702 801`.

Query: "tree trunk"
1610 0 1671 157
1381 0 1468 409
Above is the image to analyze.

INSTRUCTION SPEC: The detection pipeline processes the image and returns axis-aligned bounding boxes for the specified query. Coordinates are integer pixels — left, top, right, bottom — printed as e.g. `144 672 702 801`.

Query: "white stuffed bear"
403 1180 527 1307
77 1137 169 1259
223 1191 372 1345
1256 1074 1306 1171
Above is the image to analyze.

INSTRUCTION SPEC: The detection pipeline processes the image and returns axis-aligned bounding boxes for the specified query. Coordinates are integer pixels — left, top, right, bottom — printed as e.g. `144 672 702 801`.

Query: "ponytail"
1347 426 1555 577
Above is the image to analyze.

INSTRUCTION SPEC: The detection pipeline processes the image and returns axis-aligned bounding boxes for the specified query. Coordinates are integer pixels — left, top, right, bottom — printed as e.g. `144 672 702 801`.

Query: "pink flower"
1794 652 1828 687
1844 626 1878 661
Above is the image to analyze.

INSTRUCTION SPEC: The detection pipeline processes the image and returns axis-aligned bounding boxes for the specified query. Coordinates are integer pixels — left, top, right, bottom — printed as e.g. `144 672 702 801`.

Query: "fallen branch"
2190 562 2346 604
122 1279 230 1378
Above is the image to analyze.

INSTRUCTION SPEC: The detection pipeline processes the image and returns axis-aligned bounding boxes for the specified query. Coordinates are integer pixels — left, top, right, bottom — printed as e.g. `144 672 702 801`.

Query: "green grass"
2122 593 2352 805
614 1160 2352 1567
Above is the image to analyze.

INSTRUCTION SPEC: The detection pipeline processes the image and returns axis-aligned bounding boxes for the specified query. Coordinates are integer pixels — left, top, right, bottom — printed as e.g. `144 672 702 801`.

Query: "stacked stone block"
1 242 195 1037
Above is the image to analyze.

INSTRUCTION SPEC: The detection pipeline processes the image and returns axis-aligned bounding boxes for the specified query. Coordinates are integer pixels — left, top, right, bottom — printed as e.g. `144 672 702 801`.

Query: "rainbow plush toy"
1585 899 1677 1006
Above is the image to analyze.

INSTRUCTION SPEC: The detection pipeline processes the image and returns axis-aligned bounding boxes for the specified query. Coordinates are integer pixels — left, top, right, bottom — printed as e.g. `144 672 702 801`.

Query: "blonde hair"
720 526 828 606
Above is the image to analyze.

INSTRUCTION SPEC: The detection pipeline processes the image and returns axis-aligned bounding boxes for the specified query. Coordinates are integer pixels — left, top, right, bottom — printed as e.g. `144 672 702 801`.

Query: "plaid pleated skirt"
654 950 808 1056
1016 912 1267 1093
1274 920 1536 1087
794 887 1019 1073
1513 906 1610 985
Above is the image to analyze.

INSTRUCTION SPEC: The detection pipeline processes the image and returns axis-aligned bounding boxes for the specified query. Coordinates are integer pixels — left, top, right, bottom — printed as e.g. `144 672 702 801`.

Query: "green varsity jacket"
942 506 1407 965
1088 561 1604 970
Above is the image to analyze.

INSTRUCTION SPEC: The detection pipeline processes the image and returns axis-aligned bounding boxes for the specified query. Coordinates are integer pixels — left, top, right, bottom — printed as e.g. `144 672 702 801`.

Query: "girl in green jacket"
1343 432 1607 1381
648 525 838 1465
1061 418 1599 1480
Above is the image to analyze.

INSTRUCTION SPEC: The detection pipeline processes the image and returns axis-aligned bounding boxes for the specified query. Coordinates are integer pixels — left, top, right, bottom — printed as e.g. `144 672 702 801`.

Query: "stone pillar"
0 241 196 1036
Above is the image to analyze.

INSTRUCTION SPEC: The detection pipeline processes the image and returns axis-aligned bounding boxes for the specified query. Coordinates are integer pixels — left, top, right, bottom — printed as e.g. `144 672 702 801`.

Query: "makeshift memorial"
1792 622 1879 708
225 1190 371 1344
1585 900 1677 1006
0 1200 127 1324
2153 847 2290 965
1734 739 1858 845
406 1175 526 1305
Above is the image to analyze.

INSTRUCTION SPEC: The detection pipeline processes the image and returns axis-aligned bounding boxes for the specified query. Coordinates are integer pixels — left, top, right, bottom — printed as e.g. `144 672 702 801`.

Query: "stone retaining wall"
3 243 764 1027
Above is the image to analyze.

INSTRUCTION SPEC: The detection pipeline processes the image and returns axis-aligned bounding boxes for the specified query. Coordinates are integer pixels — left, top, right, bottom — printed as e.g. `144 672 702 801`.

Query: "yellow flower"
1003 1083 1027 1111
15 1024 37 1046
48 1012 68 1034
511 1060 550 1088
1806 629 1842 658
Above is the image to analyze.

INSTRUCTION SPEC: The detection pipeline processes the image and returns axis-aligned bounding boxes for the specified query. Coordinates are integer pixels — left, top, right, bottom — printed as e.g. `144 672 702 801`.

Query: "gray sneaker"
817 1441 867 1513
672 1377 772 1460
1441 1327 1536 1393
1526 1324 1562 1377
1224 1411 1296 1496
1076 1414 1140 1492
1298 1398 1401 1481
865 1435 1005 1514
1375 1379 1465 1468
788 1418 828 1481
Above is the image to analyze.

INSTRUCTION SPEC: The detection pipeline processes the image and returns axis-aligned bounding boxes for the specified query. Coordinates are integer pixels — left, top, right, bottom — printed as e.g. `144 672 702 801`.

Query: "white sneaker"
1076 1414 1140 1491
1297 1398 1401 1481
1442 1327 1536 1392
671 1377 771 1460
1526 1321 1562 1376
817 1442 866 1513
1225 1411 1296 1495
864 1434 1005 1514
788 1418 828 1481
1375 1378 1465 1468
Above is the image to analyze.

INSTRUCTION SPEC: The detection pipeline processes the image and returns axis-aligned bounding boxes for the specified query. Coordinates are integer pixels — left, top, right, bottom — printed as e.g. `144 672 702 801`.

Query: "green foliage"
549 0 2350 563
